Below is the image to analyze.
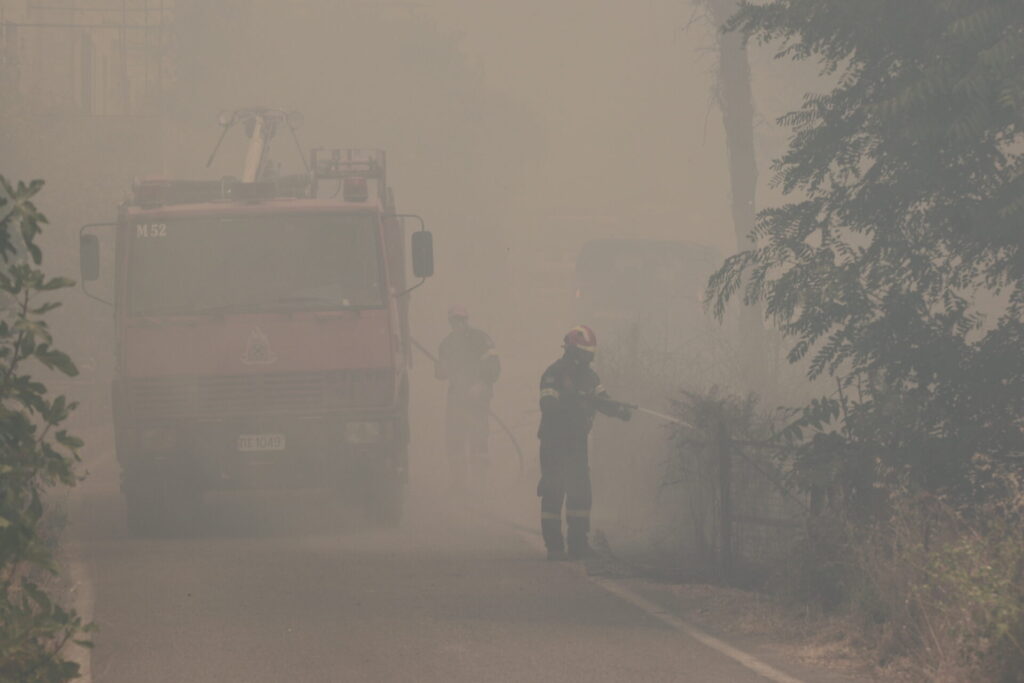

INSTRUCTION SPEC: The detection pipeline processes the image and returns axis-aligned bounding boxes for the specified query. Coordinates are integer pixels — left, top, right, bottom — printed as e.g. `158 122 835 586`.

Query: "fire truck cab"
81 134 432 533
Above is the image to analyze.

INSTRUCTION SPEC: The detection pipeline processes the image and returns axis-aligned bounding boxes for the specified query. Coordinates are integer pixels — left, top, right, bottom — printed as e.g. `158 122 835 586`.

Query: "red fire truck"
80 109 433 533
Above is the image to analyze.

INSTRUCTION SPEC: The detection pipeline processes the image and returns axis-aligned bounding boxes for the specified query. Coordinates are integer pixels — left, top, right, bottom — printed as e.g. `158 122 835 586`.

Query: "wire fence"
666 403 807 580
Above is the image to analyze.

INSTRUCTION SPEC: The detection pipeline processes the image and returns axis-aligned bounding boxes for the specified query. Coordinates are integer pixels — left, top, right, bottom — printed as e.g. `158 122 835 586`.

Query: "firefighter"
436 305 500 493
538 325 632 560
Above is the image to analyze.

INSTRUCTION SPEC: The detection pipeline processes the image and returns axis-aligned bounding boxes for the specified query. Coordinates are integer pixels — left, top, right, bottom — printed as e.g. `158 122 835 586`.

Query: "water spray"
633 406 696 430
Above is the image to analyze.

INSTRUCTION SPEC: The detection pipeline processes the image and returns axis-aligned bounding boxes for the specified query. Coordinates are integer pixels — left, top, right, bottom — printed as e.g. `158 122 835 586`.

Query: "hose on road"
410 336 525 482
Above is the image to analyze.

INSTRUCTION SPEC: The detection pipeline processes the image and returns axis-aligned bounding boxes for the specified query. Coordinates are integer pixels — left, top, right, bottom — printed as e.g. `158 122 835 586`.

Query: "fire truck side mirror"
80 234 100 282
411 230 434 279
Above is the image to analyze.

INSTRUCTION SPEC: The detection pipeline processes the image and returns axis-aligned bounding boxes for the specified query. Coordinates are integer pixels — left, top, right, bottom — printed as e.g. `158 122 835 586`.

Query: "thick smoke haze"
5 3 1018 681
0 0 802 555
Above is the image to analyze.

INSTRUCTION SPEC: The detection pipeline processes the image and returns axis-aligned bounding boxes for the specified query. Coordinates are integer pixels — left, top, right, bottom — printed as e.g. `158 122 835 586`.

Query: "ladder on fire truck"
204 107 390 205
206 107 309 182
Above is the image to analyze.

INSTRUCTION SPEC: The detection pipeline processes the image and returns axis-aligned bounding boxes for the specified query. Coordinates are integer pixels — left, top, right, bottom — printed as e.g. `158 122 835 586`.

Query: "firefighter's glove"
617 404 634 422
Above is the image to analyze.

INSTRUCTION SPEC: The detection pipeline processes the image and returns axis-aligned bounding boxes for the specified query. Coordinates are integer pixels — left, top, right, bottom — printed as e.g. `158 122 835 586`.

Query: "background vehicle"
80 109 434 532
574 239 728 553
574 238 722 378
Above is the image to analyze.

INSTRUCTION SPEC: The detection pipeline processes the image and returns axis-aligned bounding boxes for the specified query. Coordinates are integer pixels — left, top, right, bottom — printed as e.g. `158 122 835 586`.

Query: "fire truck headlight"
139 426 177 452
344 421 383 444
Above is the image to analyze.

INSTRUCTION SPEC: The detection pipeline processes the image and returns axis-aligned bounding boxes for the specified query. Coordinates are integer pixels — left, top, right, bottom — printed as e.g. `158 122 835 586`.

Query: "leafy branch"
0 176 90 682
709 0 1024 497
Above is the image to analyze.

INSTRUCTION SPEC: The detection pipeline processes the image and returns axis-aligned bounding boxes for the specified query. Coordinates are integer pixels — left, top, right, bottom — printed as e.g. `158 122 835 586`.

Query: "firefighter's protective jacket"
436 327 500 394
538 357 621 441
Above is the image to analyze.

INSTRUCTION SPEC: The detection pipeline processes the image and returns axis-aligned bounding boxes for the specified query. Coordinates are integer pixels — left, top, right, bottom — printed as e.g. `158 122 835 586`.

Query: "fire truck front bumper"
121 413 406 490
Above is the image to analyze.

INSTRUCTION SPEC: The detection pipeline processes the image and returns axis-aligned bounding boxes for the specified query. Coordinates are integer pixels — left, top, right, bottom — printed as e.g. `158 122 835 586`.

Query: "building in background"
1 0 171 117
0 1 178 430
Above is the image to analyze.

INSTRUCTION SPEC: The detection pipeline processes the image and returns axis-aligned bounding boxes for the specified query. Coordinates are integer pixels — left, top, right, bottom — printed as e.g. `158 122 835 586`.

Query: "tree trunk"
703 0 765 390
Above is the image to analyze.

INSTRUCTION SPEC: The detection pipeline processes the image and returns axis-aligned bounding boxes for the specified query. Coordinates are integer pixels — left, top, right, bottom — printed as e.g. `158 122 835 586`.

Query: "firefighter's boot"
566 507 593 559
541 510 564 559
567 538 594 560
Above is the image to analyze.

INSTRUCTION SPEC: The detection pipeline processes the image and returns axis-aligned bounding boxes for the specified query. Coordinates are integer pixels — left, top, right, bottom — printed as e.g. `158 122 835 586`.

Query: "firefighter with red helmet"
436 305 500 493
538 325 632 560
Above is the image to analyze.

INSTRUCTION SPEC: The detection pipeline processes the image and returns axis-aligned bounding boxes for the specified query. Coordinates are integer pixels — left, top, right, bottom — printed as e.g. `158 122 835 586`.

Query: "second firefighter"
436 305 500 493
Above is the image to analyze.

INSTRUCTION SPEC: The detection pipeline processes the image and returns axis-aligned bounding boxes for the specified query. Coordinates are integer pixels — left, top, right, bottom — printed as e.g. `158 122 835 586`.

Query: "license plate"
237 433 286 452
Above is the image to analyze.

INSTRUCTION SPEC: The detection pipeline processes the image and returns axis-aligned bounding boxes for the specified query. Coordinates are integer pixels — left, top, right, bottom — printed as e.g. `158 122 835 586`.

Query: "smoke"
0 0 792 546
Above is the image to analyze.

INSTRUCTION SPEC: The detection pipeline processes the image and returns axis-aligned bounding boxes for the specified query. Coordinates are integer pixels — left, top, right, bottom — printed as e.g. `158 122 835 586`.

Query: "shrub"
849 462 1024 681
0 177 91 682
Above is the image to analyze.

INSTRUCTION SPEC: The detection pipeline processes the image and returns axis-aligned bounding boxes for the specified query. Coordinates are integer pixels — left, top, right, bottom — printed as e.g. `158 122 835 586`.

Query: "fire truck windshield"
127 213 383 316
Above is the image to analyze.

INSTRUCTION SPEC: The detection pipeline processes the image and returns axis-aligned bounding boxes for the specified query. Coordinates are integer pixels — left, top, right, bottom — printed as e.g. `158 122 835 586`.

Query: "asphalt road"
67 450 857 683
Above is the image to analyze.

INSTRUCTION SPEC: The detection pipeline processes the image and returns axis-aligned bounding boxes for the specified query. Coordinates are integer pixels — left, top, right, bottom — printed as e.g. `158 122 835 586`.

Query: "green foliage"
708 0 1024 496
0 177 90 682
703 1 1024 675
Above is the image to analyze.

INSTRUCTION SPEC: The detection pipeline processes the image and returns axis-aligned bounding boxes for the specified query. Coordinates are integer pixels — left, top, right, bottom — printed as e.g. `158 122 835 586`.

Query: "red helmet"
448 304 469 320
563 325 597 353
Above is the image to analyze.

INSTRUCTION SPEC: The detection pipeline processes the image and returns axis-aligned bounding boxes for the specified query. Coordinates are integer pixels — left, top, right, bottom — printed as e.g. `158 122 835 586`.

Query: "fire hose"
603 402 700 431
409 336 697 482
633 406 696 430
410 337 525 481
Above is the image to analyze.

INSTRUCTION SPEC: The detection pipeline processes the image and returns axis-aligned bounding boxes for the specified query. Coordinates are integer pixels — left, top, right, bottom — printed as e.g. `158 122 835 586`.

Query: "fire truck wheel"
123 482 162 536
123 464 203 537
364 473 404 527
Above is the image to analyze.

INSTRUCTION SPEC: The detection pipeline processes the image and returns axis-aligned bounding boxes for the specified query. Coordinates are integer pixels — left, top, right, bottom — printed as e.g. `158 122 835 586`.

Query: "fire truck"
80 109 433 533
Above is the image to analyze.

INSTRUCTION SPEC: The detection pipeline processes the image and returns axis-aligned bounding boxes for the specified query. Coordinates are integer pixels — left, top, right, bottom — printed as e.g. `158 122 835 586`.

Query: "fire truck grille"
129 370 394 418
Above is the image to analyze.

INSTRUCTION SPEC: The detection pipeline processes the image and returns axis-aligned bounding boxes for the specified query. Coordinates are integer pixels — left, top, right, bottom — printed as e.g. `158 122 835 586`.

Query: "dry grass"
837 462 1024 681
668 582 888 678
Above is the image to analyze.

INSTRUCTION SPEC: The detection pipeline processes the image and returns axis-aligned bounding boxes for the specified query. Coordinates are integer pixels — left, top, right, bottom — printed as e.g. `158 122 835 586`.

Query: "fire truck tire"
123 485 162 537
123 464 202 537
364 473 404 527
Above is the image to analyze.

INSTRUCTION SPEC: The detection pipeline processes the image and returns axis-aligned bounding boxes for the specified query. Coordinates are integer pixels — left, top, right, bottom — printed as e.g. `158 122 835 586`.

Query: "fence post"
716 419 733 577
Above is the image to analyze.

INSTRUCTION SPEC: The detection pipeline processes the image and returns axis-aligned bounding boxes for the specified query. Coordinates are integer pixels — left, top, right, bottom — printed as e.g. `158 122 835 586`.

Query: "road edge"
496 515 805 683
63 543 95 683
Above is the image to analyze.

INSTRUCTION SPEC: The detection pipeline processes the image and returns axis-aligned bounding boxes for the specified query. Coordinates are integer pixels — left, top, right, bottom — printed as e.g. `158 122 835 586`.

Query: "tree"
708 0 1024 498
697 0 767 390
0 177 90 682
699 0 758 255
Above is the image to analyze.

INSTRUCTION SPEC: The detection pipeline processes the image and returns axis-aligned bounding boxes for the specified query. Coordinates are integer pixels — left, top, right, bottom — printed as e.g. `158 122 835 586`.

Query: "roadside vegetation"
0 177 91 682
688 1 1024 680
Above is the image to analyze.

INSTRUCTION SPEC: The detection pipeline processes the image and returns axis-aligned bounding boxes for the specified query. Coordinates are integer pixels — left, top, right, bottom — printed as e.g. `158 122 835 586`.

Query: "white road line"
509 526 805 683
